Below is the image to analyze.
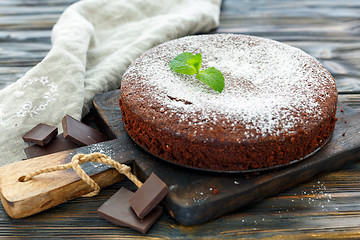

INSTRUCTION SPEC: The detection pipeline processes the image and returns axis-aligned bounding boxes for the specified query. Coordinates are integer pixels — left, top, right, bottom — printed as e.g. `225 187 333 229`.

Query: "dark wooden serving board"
93 90 360 225
1 89 359 226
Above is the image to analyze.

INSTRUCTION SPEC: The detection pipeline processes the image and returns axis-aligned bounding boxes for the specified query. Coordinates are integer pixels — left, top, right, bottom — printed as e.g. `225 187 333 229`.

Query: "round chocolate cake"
119 34 338 172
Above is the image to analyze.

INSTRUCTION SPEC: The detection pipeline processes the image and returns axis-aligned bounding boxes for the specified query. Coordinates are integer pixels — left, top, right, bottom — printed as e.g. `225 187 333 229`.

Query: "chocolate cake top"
121 34 337 142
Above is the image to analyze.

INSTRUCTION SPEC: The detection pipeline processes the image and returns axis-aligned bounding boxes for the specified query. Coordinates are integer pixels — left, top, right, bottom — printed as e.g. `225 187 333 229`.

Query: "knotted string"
19 152 143 197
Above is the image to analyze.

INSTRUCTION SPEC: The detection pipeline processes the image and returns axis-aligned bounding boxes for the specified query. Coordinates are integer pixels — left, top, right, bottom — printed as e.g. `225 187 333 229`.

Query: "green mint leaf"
196 67 225 93
169 52 202 75
169 52 198 75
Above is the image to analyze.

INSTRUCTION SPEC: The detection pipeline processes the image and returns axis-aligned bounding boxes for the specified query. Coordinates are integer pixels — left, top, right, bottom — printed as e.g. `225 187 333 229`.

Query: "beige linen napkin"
0 0 221 166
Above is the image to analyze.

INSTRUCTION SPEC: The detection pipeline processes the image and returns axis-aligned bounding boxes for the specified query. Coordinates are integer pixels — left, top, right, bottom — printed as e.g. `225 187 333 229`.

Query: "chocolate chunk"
97 187 162 234
24 134 78 159
129 173 169 219
22 123 58 146
62 115 107 146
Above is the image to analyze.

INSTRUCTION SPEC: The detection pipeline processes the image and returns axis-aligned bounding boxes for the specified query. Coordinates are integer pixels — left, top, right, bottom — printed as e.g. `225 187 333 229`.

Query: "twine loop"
19 152 143 197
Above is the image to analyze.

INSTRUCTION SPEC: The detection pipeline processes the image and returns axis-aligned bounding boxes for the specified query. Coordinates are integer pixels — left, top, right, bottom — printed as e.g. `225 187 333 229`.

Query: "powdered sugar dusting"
122 34 336 140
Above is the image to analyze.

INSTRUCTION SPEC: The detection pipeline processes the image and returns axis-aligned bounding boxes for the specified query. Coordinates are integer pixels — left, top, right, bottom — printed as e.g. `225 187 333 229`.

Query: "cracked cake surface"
119 34 338 171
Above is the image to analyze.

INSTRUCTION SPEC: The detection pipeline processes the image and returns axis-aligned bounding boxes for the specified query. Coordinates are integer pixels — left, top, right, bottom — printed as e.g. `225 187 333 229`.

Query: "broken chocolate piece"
129 173 169 219
62 115 107 146
24 134 78 159
22 123 58 146
97 187 162 234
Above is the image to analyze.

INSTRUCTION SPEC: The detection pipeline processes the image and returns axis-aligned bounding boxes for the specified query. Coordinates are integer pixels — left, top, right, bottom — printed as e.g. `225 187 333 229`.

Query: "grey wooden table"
1 0 360 238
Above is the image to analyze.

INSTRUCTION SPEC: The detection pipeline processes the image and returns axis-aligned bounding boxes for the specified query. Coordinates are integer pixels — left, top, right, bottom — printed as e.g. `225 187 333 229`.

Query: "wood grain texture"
0 0 360 238
0 140 131 219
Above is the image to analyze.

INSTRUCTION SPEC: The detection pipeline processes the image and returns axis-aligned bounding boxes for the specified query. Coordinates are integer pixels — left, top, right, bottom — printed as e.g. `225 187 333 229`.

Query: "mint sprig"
169 52 225 93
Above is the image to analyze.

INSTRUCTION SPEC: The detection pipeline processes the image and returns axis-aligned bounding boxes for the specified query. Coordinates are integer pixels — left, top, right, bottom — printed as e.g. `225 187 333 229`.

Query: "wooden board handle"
0 139 134 219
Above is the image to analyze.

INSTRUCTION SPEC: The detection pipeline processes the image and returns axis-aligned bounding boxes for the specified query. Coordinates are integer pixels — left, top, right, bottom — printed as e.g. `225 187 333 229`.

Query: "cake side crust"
119 96 337 171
